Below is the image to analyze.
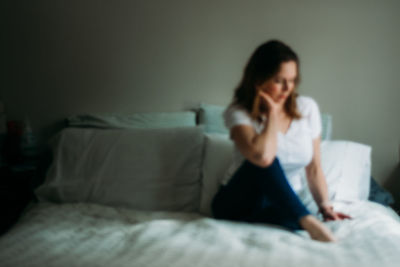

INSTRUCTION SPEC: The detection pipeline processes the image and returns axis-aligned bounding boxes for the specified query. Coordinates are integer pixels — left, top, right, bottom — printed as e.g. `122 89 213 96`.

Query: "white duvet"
1 201 400 267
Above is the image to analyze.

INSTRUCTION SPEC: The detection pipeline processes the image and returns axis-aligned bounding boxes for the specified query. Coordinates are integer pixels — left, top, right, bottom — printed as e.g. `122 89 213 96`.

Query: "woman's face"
256 61 298 104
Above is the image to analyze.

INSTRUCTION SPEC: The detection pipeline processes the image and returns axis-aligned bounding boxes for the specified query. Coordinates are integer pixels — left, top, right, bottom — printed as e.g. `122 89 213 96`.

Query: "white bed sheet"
0 200 399 267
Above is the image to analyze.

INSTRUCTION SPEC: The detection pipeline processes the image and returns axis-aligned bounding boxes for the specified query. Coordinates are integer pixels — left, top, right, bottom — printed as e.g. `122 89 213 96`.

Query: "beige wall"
3 1 400 189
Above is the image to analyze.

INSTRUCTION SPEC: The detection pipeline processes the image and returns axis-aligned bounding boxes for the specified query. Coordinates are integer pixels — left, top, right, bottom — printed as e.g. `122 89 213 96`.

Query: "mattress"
0 200 399 267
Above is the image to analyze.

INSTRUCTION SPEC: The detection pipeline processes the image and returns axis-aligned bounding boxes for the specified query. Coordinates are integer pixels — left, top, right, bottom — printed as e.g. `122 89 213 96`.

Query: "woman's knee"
245 157 281 170
243 158 285 181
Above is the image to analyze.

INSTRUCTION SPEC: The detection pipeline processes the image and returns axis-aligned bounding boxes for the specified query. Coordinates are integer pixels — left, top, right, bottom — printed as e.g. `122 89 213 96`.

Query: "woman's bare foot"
299 215 337 242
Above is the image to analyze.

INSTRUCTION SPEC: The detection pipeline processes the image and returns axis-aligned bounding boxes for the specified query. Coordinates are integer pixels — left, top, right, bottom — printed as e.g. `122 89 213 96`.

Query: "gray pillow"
67 112 196 129
36 126 205 212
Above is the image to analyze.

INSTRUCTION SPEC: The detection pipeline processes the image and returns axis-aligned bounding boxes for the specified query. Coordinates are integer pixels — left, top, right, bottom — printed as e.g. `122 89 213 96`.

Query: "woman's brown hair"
232 40 302 121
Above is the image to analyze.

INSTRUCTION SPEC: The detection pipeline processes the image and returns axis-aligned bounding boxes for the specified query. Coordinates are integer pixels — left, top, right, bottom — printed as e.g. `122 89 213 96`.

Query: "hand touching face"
256 61 298 105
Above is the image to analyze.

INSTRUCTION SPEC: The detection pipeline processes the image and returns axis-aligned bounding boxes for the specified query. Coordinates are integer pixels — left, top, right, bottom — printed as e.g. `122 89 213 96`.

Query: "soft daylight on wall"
1 0 400 199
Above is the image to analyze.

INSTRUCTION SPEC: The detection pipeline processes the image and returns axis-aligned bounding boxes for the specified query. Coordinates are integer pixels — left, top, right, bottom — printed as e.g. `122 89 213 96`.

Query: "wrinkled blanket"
0 200 399 267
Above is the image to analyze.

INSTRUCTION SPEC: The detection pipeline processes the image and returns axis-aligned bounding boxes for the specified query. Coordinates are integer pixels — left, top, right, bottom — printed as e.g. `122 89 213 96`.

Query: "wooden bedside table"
0 163 37 235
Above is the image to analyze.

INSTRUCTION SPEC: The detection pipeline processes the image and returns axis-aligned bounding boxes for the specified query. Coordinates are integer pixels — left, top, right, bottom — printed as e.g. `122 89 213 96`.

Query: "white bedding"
0 201 400 267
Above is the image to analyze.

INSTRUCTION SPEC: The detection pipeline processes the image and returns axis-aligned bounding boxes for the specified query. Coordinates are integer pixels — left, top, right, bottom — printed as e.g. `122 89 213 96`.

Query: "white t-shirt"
222 95 322 192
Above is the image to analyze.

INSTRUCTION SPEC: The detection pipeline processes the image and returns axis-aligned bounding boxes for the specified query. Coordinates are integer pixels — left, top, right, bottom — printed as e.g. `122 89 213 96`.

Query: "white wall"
3 1 400 188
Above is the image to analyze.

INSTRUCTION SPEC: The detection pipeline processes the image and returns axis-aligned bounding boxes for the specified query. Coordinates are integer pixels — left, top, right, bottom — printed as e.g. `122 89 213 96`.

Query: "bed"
0 107 399 267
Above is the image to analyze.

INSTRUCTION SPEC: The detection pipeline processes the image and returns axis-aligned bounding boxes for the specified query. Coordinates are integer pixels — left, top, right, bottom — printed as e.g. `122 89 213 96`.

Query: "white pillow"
36 126 205 212
297 140 371 214
199 134 233 216
199 136 372 216
325 140 371 201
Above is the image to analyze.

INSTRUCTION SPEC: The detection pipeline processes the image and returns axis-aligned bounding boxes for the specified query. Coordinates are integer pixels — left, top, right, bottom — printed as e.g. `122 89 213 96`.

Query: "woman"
211 40 350 242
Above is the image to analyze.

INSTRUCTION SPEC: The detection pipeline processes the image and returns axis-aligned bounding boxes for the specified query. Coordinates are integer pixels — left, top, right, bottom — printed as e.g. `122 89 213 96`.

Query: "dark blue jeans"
211 158 310 230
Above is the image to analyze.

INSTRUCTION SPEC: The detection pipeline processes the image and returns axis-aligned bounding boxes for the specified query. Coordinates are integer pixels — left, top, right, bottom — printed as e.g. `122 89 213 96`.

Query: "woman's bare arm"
230 111 280 168
305 137 330 207
306 137 352 221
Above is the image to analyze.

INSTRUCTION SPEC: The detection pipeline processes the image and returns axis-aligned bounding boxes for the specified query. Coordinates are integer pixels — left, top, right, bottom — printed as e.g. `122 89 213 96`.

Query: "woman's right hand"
257 90 280 115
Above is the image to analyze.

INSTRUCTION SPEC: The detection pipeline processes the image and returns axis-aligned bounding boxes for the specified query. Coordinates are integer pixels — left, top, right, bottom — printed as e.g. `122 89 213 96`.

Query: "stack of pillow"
37 112 203 212
35 103 393 217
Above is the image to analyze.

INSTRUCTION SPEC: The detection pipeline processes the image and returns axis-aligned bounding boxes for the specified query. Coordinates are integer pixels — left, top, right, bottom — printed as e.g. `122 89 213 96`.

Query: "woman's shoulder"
296 95 318 106
223 103 250 118
223 103 254 129
296 95 322 137
296 95 319 115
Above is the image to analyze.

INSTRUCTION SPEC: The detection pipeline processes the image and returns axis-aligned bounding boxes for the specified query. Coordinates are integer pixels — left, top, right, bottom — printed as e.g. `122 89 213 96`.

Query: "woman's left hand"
320 206 352 221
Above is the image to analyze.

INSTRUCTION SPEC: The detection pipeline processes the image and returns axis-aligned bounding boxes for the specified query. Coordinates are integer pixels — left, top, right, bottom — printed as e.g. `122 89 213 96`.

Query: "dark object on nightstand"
0 163 37 235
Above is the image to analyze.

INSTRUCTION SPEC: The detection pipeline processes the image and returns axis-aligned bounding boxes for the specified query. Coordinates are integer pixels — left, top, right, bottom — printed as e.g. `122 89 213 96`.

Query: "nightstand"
0 163 37 235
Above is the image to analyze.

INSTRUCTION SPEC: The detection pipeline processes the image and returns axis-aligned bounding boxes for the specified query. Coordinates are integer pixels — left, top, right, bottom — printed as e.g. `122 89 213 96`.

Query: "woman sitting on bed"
211 40 350 242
